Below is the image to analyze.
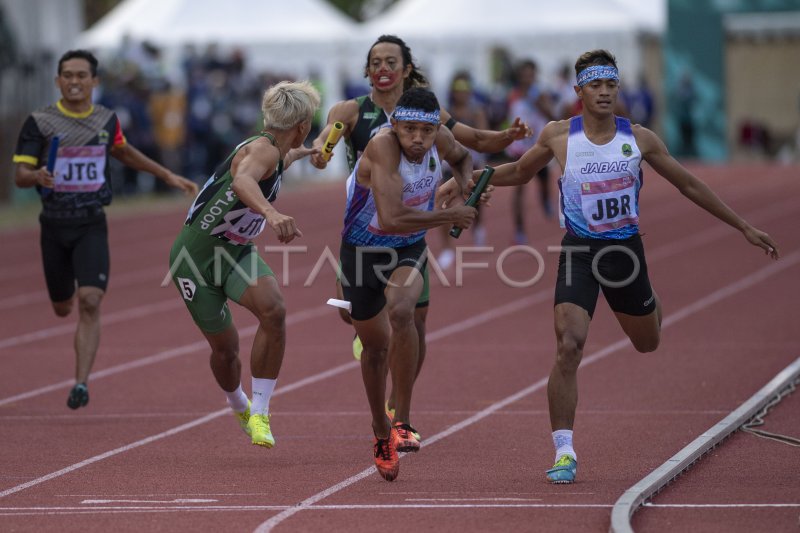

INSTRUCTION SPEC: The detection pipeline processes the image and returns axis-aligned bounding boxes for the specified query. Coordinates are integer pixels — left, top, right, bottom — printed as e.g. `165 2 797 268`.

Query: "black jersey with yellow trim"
13 102 125 213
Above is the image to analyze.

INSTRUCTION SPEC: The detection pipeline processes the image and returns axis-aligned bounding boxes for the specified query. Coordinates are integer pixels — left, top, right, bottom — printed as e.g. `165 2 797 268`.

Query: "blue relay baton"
449 165 494 238
41 136 60 198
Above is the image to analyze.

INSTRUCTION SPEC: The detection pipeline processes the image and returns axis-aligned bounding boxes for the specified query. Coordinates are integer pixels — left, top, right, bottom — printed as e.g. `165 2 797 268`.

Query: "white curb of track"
610 356 800 533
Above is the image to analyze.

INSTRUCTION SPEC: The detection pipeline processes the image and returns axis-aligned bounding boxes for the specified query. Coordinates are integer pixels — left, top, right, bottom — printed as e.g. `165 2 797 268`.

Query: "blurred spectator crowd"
97 38 314 194
98 39 657 197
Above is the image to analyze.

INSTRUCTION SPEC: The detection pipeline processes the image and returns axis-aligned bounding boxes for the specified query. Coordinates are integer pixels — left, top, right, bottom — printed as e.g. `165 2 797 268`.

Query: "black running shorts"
340 238 428 321
39 213 109 302
554 232 656 318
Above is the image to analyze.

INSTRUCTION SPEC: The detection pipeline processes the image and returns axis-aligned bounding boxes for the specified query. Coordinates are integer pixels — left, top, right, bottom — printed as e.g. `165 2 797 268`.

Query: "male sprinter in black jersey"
13 49 197 410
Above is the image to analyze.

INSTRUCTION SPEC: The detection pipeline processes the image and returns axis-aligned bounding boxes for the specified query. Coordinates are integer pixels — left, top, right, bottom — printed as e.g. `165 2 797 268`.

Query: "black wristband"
444 117 457 130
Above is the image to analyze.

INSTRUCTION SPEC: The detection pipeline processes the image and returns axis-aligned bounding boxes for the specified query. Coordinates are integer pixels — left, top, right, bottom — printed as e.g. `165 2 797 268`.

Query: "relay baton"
321 121 344 161
41 135 60 197
326 298 352 313
449 165 494 238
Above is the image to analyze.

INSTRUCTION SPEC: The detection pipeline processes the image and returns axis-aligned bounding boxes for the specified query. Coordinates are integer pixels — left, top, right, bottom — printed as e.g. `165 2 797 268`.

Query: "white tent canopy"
360 0 665 95
78 0 357 48
76 0 358 95
77 0 360 177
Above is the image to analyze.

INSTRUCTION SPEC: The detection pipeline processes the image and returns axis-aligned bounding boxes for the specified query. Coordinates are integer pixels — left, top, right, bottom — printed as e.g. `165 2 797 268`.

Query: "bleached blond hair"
261 80 321 130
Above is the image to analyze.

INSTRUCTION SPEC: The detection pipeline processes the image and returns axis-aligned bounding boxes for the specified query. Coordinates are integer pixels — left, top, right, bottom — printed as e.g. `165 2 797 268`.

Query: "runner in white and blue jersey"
339 88 477 481
486 50 779 485
308 35 530 388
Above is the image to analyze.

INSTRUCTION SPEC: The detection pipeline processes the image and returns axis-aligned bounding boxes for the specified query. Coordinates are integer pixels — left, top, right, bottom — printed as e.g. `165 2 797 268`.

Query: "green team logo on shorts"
621 143 633 157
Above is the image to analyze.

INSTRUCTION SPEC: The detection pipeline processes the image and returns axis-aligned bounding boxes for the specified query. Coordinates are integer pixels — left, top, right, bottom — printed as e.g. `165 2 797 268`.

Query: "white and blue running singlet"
559 116 643 239
342 145 441 248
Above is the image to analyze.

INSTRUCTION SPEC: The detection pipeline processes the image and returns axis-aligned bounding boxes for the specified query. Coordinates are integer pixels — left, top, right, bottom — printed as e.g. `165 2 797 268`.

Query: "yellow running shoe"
247 413 275 448
352 334 363 361
234 401 251 436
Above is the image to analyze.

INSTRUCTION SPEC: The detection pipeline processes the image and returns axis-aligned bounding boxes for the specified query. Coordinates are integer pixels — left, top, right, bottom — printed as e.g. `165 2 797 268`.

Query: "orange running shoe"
393 421 421 453
386 403 422 442
373 429 400 481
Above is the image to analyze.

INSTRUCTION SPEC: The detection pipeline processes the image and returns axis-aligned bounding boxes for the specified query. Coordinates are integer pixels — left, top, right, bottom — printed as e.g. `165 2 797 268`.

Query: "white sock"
224 384 249 413
553 430 576 462
251 377 277 415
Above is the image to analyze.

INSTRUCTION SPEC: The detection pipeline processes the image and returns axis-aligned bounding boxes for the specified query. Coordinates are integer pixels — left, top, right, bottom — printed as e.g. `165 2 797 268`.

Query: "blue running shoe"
546 455 577 484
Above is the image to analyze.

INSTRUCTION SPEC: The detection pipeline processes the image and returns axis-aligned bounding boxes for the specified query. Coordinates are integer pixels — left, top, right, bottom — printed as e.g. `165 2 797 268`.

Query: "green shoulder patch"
621 143 633 157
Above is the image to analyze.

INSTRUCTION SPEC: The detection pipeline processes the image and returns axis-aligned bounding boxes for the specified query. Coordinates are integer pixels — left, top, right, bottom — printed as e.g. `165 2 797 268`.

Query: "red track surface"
1 164 798 532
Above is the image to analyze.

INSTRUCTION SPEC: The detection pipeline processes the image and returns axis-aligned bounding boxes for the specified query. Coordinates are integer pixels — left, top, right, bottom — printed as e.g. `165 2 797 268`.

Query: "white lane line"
3 501 798 517
0 503 617 517
2 232 797 506
610 353 800 533
0 290 551 499
12 187 760 372
0 305 331 407
254 251 800 532
0 299 182 350
0 266 166 311
643 503 800 508
407 498 543 502
0 408 735 421
0 175 775 289
0 248 330 349
82 499 217 504
0 412 224 499
3 193 794 318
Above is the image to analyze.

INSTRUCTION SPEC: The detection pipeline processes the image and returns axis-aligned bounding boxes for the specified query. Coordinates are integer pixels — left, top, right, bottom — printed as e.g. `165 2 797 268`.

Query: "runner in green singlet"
168 81 320 449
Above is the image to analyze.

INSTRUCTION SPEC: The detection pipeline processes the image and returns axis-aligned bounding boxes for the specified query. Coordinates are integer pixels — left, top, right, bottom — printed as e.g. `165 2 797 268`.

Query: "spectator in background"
485 46 515 134
306 69 325 146
623 74 655 128
149 80 187 175
118 77 163 193
183 61 214 181
553 63 579 120
182 45 266 181
677 71 697 158
437 71 491 269
506 59 556 243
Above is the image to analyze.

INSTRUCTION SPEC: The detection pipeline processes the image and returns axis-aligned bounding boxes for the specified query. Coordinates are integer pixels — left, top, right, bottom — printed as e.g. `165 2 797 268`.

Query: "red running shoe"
373 429 400 481
393 421 421 453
